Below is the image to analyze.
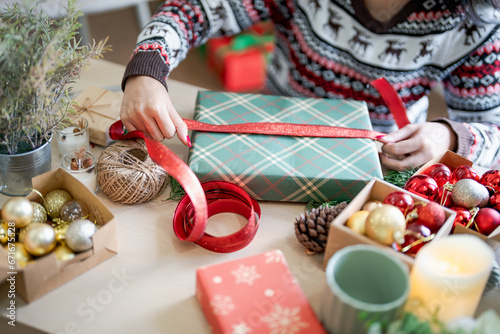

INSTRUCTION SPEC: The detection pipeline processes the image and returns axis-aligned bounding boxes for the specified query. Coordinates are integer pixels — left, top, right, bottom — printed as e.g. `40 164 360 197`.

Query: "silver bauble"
65 219 98 252
451 179 489 209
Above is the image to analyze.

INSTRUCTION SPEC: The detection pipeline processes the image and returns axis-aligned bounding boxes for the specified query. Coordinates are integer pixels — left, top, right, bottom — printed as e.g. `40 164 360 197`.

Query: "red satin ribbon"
371 77 410 129
110 78 406 252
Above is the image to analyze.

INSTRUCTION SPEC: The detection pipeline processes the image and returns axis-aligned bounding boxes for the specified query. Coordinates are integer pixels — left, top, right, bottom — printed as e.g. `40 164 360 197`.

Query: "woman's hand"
120 75 190 146
378 122 457 171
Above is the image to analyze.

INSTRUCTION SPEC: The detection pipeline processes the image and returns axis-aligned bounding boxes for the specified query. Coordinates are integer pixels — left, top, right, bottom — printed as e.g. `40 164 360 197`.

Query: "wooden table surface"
0 59 498 334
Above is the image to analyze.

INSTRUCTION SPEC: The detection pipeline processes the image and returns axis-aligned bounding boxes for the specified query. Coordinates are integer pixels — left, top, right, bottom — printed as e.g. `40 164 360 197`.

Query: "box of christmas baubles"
0 168 118 302
412 151 500 240
323 177 457 269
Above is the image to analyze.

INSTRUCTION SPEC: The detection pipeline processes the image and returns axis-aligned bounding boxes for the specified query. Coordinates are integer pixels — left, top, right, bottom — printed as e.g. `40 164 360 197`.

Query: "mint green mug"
320 245 410 334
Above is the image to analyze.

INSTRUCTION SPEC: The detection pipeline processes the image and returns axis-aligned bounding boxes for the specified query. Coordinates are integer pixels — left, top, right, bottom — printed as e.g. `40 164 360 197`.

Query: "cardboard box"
72 86 122 146
187 91 383 203
323 178 456 269
415 150 473 176
0 168 118 302
196 250 326 334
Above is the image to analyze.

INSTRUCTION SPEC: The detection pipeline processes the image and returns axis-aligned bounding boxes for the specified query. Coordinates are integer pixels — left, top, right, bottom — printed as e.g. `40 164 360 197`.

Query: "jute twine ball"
96 139 169 204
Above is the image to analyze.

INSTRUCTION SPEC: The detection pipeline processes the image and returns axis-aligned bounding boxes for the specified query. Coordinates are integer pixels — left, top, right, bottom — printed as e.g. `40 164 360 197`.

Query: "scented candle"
56 116 89 157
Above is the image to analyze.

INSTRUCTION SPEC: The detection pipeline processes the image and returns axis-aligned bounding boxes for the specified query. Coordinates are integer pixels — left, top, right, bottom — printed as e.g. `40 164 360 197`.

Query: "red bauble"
433 186 454 207
453 165 480 183
404 175 438 200
383 191 414 214
423 163 452 187
480 169 500 194
406 201 446 232
399 222 432 257
474 207 500 235
449 206 472 230
490 191 500 211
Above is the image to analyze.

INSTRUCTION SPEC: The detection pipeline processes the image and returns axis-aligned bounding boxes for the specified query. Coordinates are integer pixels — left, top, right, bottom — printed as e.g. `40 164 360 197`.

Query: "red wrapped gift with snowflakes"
196 250 326 334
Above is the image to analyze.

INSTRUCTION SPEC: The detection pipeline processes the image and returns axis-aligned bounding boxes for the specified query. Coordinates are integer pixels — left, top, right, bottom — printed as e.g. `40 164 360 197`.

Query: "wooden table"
1 60 499 334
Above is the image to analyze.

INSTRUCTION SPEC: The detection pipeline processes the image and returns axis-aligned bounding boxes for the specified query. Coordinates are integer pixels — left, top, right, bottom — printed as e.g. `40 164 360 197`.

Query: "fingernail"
186 135 192 148
376 135 386 139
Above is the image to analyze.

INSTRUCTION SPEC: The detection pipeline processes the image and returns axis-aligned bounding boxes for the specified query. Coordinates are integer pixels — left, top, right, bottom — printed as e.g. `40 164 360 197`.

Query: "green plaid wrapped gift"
187 91 382 202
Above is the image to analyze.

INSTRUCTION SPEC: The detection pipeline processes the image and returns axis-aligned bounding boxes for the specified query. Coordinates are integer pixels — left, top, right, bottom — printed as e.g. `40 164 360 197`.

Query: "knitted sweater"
123 0 500 169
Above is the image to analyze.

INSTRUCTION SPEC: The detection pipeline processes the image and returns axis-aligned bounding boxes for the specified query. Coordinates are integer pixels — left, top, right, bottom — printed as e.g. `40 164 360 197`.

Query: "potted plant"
0 0 108 196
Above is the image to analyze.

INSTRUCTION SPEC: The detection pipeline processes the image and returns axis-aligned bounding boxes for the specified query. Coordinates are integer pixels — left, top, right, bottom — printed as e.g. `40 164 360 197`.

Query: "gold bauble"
365 204 406 245
31 202 48 224
44 190 72 219
23 223 57 256
4 242 32 267
1 197 34 228
346 210 369 235
362 200 384 212
18 223 43 244
0 220 11 245
53 244 76 262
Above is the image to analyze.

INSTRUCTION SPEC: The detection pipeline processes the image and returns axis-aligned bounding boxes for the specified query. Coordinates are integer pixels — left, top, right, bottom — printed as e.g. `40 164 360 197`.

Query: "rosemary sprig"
383 166 420 188
305 199 350 211
163 177 186 202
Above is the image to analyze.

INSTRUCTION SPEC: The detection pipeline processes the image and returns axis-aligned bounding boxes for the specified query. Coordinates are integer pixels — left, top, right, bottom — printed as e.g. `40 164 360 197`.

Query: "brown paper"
323 178 456 270
0 168 118 302
72 86 122 147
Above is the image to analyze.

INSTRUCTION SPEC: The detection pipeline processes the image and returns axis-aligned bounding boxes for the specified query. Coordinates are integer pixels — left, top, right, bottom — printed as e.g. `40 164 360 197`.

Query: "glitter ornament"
490 191 500 211
54 244 76 261
44 189 72 219
31 202 47 224
423 163 452 187
346 210 369 234
434 185 454 207
5 242 32 267
60 200 89 223
474 208 500 235
406 201 445 233
404 174 438 200
453 165 480 182
451 179 489 209
450 207 473 230
65 218 98 252
365 204 406 245
23 223 57 256
362 200 383 212
1 197 34 228
383 191 414 214
480 169 500 193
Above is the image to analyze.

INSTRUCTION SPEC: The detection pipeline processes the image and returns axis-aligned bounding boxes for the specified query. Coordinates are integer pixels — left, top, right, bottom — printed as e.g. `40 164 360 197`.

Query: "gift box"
323 178 457 269
187 91 383 203
196 250 326 334
0 168 118 302
72 86 122 146
207 22 274 92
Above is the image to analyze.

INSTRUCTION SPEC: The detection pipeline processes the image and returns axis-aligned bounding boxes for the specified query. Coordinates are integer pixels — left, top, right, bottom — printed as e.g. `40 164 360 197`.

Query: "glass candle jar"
56 116 90 157
60 150 97 193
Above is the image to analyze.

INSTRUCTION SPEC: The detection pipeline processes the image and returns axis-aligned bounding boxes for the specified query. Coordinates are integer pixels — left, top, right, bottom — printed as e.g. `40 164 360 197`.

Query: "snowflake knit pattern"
123 0 500 168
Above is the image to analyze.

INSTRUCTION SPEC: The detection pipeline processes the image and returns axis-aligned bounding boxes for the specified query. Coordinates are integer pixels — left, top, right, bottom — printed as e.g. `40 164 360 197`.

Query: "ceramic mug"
320 245 409 334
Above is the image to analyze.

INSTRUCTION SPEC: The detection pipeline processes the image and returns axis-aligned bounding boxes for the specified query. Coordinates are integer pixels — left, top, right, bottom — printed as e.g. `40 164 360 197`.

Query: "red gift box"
207 22 275 92
196 250 326 334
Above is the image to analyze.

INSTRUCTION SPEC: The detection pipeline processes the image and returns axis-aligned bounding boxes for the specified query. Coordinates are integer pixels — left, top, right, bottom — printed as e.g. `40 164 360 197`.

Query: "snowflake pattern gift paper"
195 250 326 334
187 91 382 202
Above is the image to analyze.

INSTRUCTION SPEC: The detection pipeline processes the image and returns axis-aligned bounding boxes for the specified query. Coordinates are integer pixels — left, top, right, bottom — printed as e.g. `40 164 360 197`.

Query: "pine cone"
294 202 348 255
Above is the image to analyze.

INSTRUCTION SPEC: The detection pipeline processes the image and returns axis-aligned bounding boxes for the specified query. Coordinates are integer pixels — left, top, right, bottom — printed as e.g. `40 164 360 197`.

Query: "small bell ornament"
294 202 348 255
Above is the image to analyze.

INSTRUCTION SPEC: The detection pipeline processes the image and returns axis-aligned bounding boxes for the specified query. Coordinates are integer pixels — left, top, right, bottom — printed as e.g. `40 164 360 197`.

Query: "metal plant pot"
0 136 52 197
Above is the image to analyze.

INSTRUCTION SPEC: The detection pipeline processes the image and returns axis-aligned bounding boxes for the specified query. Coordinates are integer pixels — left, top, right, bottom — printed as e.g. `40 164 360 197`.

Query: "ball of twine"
96 139 169 204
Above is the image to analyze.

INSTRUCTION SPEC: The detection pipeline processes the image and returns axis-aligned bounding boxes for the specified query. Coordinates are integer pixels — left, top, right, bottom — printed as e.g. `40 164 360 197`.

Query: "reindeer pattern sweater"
123 0 500 168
